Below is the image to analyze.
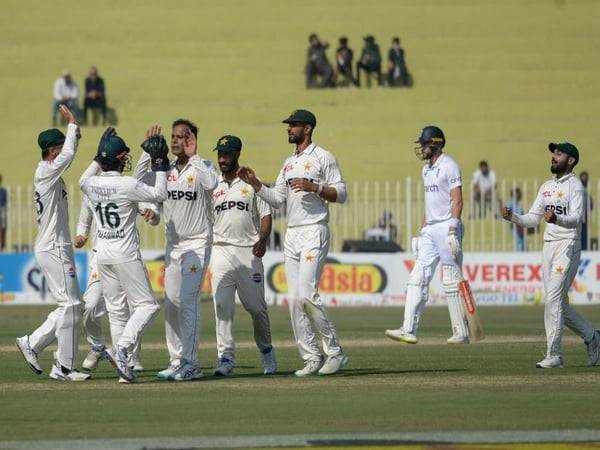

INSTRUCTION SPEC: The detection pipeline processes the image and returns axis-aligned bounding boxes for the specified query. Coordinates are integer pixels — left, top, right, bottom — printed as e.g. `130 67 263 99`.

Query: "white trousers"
98 259 159 353
211 244 272 362
542 239 595 357
402 221 468 337
284 224 342 362
29 246 82 370
164 246 210 366
82 255 106 348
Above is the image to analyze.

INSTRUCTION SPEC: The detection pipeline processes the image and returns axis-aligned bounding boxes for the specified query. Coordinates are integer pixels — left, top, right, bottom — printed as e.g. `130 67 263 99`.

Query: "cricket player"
385 126 470 344
74 195 159 372
134 120 218 381
16 105 90 381
210 135 276 376
502 142 600 368
237 109 348 377
80 129 168 382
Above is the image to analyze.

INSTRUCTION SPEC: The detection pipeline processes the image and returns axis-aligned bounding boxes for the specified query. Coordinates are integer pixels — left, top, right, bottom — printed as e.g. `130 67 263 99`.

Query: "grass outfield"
1 0 600 187
2 304 600 443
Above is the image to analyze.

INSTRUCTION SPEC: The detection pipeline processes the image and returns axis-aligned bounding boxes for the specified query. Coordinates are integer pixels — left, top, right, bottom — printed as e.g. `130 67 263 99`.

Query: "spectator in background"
305 33 334 88
580 171 593 250
356 35 382 88
507 187 525 251
387 37 410 87
83 67 107 126
335 36 356 87
52 71 80 126
0 174 7 252
471 160 497 218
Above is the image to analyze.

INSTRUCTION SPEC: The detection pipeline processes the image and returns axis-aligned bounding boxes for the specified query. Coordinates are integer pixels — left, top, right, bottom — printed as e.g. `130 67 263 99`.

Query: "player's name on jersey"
167 190 198 201
214 200 250 213
97 228 125 239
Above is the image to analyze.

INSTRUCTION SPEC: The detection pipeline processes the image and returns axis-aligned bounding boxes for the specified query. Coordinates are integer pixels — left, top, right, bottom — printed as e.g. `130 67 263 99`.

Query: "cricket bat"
458 280 484 341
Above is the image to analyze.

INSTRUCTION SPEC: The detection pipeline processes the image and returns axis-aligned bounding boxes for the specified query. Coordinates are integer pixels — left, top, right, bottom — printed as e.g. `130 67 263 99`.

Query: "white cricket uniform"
135 152 218 367
77 196 159 356
211 175 273 362
257 143 347 362
509 172 595 358
28 123 82 370
402 153 469 338
80 161 167 354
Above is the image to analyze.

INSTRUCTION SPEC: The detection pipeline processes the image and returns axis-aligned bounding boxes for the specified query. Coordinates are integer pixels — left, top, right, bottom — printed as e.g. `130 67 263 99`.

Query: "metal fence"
2 178 598 253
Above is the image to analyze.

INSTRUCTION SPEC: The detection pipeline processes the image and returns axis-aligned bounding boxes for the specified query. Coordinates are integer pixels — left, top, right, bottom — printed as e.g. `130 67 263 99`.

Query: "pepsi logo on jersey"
168 190 198 201
545 204 568 215
214 201 250 213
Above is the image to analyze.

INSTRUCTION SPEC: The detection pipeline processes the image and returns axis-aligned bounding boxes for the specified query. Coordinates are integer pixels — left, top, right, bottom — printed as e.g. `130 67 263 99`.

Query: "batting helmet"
415 126 445 149
96 136 131 172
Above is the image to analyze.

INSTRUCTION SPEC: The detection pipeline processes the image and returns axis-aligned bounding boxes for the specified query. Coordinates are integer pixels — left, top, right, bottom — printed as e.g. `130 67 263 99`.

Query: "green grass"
1 0 600 188
2 303 600 441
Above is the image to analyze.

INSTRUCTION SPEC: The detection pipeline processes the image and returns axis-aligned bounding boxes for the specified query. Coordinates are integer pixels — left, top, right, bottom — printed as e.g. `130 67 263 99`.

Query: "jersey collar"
294 143 316 157
554 172 575 183
101 171 121 177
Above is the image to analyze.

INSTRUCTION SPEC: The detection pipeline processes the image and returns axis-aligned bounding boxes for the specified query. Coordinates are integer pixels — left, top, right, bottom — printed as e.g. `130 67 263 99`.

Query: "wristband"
316 183 325 196
448 218 460 229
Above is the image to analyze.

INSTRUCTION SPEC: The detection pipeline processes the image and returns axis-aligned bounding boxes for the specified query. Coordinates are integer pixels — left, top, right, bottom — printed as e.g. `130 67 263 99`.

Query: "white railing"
2 178 598 253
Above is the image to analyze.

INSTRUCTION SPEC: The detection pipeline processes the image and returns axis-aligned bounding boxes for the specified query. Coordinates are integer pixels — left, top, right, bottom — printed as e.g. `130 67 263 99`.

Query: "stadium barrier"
0 178 597 254
2 250 599 306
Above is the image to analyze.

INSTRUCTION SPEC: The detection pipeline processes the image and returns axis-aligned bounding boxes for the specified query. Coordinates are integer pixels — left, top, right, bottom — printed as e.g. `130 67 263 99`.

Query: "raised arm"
238 167 287 209
41 106 80 186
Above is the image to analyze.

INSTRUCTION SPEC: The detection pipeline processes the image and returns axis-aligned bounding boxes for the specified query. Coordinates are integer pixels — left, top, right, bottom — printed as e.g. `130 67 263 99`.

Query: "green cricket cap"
282 109 316 127
99 136 129 158
37 128 65 150
549 142 579 164
214 135 242 152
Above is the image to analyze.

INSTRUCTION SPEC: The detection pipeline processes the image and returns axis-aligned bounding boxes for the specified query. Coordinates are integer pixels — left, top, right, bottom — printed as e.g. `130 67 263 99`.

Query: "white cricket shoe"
385 327 418 344
118 377 134 384
586 330 600 367
447 334 470 344
318 353 349 376
294 359 323 377
105 347 136 382
16 335 43 374
213 357 234 376
536 355 564 369
156 363 179 381
49 358 91 381
82 345 106 371
169 361 204 381
261 347 277 375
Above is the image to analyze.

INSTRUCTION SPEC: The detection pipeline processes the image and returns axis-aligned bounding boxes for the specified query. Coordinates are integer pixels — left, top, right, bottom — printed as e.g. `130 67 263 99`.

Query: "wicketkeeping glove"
145 135 170 172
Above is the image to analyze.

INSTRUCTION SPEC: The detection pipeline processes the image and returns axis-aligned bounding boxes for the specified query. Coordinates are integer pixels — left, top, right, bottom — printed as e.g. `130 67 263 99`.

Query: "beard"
288 133 302 144
550 161 566 174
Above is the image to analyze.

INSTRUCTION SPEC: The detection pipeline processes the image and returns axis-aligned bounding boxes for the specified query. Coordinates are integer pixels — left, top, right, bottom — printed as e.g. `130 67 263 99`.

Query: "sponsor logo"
463 263 542 282
544 204 568 215
543 191 552 197
168 190 198 201
424 184 439 192
214 201 250 213
285 164 294 173
449 176 461 184
252 272 262 283
459 281 476 314
267 260 387 293
213 189 226 199
167 175 178 182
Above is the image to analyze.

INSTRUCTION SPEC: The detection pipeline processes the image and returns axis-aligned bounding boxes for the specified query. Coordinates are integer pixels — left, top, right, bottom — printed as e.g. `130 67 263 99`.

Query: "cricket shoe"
82 345 107 371
168 361 204 381
447 334 470 344
536 355 564 369
105 347 136 382
15 335 43 374
261 347 277 375
318 353 349 376
213 357 234 376
129 359 144 373
585 330 600 367
156 363 179 381
49 355 90 381
385 327 417 344
294 359 323 377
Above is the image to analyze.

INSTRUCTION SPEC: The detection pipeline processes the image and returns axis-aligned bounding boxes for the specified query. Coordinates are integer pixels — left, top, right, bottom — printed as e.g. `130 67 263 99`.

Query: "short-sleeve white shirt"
422 153 462 224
